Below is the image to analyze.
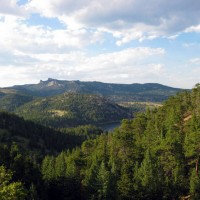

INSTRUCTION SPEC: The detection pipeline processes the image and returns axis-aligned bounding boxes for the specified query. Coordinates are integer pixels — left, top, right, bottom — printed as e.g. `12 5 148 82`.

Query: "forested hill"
38 84 200 199
0 88 34 111
7 78 183 102
0 110 104 199
0 111 100 153
15 93 131 128
1 84 199 199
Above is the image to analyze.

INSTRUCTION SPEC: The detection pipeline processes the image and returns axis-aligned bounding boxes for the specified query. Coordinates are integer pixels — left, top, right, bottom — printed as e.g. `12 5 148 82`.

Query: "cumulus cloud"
190 58 200 65
0 0 199 88
2 0 200 51
0 47 165 86
0 0 27 17
26 0 200 43
185 25 200 33
0 14 104 57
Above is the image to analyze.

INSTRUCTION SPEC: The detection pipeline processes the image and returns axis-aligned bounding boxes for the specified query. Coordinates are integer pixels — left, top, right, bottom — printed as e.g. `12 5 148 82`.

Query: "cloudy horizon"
0 0 200 89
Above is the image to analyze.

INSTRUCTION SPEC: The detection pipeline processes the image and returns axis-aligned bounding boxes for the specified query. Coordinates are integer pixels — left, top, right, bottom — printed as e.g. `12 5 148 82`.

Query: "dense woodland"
15 93 131 128
0 84 200 199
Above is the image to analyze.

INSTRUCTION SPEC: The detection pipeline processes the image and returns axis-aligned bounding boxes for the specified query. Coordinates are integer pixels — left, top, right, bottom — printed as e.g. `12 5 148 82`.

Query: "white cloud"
190 58 200 65
2 0 200 51
0 47 165 86
26 0 200 43
0 65 33 86
0 0 199 89
0 0 27 17
185 25 200 33
0 14 104 57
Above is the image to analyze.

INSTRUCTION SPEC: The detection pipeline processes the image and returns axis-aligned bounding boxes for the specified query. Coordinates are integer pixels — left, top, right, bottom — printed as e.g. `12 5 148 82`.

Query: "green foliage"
0 165 27 200
41 156 55 181
96 161 111 200
15 93 131 128
0 111 97 154
46 87 196 199
59 124 103 141
0 90 34 112
1 84 200 199
55 152 66 178
190 169 200 200
28 183 39 200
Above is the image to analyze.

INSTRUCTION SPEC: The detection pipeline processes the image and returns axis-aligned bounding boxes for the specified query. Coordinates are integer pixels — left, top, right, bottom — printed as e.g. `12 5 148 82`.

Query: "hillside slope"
39 84 200 199
15 93 131 128
0 112 79 153
0 84 199 199
0 89 34 112
0 111 104 155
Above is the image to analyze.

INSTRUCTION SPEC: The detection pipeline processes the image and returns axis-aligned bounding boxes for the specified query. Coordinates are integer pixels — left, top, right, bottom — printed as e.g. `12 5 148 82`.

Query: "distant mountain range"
0 79 185 128
5 78 183 102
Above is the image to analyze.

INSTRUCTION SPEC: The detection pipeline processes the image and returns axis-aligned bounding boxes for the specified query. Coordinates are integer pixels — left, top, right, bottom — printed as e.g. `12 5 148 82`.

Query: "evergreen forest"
0 84 200 199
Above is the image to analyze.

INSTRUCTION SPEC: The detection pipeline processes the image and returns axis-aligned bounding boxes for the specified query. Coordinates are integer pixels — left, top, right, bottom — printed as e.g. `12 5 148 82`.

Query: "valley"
0 79 182 129
1 79 197 200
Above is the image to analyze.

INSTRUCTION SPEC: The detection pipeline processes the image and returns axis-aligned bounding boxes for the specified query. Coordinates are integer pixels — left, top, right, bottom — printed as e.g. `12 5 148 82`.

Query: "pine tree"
0 165 27 200
96 161 111 200
83 155 99 199
28 183 39 200
137 149 163 199
117 162 134 199
190 169 200 200
55 152 66 178
41 156 55 181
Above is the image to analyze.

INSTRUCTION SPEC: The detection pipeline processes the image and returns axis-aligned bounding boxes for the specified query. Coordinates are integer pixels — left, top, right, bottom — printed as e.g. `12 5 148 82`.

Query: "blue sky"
0 0 200 88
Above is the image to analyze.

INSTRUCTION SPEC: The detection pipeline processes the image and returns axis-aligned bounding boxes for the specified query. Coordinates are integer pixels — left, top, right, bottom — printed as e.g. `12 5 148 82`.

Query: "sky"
0 0 200 88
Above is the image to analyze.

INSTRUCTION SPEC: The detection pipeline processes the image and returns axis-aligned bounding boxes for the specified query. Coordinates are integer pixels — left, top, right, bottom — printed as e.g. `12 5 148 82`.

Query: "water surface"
99 122 121 132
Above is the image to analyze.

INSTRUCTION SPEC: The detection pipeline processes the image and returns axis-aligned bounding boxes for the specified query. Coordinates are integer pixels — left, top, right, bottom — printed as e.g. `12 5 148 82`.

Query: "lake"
98 122 121 132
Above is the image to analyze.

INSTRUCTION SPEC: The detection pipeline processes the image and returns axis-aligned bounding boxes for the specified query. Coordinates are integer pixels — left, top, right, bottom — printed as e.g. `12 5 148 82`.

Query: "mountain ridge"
5 78 184 102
